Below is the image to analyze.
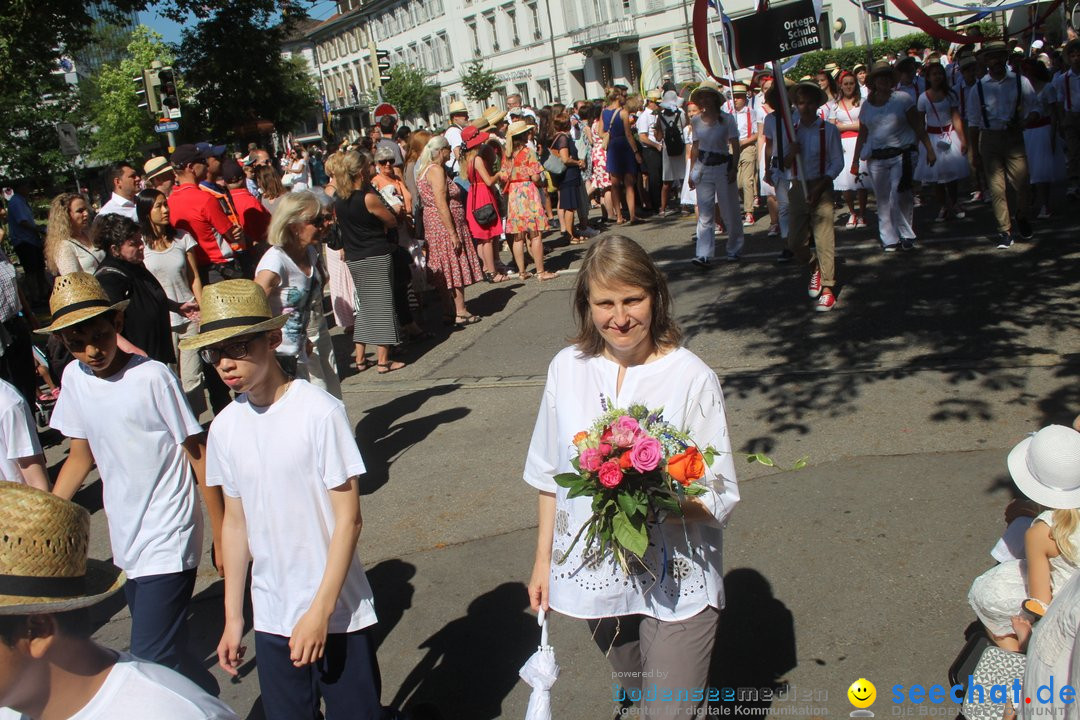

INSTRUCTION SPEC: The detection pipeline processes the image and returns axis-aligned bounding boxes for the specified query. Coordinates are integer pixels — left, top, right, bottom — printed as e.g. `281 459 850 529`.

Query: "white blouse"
524 346 740 621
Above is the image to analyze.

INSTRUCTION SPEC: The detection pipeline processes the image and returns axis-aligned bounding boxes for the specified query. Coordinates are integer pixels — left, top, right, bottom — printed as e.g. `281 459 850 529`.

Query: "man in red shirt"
167 144 242 283
221 157 270 270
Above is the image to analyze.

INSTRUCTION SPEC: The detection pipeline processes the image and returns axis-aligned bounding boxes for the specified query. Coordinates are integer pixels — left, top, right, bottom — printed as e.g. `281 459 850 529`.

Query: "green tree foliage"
380 65 441 121
83 26 176 164
460 60 498 105
177 6 319 141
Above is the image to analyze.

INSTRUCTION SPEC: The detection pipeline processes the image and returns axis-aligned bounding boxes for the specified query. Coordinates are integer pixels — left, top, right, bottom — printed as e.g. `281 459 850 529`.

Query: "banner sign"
724 0 821 68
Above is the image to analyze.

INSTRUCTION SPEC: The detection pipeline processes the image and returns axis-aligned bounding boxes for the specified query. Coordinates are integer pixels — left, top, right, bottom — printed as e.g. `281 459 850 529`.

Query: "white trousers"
867 155 914 248
694 164 745 259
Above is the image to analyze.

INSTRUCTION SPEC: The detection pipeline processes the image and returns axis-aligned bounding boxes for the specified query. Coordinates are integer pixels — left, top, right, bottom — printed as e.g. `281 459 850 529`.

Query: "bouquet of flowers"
553 400 718 575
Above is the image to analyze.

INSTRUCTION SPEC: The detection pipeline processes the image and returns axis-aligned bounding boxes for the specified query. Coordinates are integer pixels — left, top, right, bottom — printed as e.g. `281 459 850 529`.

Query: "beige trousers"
737 144 758 212
978 129 1029 233
787 182 837 287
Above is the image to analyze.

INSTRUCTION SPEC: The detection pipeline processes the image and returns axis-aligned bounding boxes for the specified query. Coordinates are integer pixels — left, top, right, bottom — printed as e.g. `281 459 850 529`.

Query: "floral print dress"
504 148 547 235
418 167 484 290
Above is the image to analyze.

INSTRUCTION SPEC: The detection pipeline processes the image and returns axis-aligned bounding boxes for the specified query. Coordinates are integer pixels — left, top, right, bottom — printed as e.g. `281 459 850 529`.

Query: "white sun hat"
1007 425 1080 509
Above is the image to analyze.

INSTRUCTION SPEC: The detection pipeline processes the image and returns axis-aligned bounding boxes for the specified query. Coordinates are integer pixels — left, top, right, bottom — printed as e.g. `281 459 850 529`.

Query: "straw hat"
823 62 841 79
977 41 1009 59
506 120 532 138
143 156 173 181
448 100 468 116
852 63 867 74
689 79 723 107
0 482 125 614
36 273 129 335
793 80 827 108
731 82 750 96
1008 426 1080 509
646 89 662 101
177 279 287 351
866 60 898 83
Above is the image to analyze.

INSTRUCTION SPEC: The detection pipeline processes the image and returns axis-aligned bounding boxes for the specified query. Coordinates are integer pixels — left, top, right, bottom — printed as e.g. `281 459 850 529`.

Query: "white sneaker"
934 209 946 223
1037 207 1052 220
845 214 858 228
855 216 867 228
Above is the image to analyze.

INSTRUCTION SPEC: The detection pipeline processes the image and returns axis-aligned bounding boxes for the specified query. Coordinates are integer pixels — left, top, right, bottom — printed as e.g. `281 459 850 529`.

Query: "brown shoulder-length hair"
570 235 682 357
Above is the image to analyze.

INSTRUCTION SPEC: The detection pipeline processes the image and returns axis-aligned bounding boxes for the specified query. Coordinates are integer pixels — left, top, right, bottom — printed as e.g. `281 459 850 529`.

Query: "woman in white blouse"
525 235 740 719
44 192 103 277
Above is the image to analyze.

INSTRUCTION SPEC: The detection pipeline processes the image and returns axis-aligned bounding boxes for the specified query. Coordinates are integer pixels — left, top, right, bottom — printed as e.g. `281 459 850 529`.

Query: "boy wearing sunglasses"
42 272 224 685
180 280 381 720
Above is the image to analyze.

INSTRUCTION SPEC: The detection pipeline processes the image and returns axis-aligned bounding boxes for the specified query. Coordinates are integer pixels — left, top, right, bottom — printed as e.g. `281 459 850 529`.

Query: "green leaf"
553 472 583 488
702 450 715 467
793 456 809 470
567 482 593 499
617 491 643 519
746 453 776 467
612 511 649 558
683 485 708 497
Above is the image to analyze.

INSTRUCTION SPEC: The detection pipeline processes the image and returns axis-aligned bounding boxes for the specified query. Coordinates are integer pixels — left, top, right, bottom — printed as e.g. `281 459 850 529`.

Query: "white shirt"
55 238 105 276
444 124 464 173
254 245 319 359
789 117 844 181
1052 70 1080 113
50 356 203 579
635 107 659 145
142 232 197 328
97 193 138 221
859 91 917 152
965 70 1038 130
206 380 377 636
731 104 763 142
0 378 40 483
0 652 238 720
524 346 740 621
692 113 738 156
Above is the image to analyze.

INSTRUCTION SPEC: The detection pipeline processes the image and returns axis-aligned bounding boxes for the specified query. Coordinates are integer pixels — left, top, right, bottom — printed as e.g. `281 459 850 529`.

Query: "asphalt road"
51 193 1080 719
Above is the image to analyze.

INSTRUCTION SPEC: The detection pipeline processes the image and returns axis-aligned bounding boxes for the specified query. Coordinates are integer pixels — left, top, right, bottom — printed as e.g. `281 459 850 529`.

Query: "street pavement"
50 194 1080 719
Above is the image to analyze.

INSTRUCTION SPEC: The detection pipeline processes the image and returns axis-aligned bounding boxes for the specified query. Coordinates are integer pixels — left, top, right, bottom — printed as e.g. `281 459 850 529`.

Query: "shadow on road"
389 581 535 719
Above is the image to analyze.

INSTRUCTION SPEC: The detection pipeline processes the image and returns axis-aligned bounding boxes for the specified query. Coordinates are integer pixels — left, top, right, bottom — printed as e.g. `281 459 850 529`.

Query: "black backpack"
660 110 685 157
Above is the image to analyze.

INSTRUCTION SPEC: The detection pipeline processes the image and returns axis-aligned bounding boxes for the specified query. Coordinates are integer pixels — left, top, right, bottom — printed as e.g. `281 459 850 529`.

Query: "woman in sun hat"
462 124 508 282
968 425 1080 652
504 120 557 280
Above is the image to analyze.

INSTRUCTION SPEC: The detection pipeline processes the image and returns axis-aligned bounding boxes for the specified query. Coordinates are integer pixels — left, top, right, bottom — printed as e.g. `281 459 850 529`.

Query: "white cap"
1032 39 1044 49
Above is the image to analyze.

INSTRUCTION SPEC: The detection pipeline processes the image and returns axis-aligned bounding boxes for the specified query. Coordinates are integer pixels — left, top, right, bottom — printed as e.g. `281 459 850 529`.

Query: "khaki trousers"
737 144 757 212
978 129 1029 233
787 182 837 287
590 606 719 719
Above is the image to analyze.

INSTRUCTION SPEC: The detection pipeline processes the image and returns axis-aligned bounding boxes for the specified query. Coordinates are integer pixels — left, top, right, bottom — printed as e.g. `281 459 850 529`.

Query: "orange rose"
573 431 589 447
619 452 634 470
667 447 706 486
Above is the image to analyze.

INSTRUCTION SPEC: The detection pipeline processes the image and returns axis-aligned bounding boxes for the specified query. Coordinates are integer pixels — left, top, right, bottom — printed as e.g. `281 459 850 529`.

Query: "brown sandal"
377 361 406 374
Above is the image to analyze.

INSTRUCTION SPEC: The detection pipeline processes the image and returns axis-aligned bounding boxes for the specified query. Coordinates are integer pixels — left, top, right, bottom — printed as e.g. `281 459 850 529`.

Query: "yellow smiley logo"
848 678 876 709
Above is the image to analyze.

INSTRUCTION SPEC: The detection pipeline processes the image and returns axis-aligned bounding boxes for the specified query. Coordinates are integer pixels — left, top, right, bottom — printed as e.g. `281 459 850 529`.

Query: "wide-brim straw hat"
866 60 898 83
36 272 129 335
506 120 532 138
1008 425 1080 509
793 80 828 107
483 106 507 128
977 40 1009 59
178 279 287 351
689 79 723 107
448 100 468 116
0 482 125 614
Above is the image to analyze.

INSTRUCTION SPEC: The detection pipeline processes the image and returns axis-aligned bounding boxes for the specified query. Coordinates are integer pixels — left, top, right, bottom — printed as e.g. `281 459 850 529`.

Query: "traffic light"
133 69 161 114
158 67 181 119
376 50 391 84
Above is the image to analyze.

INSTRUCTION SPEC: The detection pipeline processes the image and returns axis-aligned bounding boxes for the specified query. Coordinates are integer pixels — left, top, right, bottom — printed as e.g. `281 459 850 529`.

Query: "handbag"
542 141 567 175
473 202 497 226
466 161 499 227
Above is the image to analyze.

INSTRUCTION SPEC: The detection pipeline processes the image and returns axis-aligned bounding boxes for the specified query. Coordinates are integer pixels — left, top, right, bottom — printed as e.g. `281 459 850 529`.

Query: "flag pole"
771 60 808 197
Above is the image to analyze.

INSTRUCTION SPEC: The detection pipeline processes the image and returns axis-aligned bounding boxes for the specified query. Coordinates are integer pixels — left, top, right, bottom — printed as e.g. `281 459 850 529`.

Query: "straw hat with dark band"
506 120 532 139
36 272 129 335
143 156 173 181
178 279 287 352
0 482 125 614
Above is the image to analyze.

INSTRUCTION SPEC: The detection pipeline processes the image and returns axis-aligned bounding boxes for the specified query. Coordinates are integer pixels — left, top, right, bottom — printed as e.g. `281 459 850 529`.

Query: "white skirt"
663 150 687 183
835 135 867 192
758 143 776 198
915 128 970 184
1024 124 1067 184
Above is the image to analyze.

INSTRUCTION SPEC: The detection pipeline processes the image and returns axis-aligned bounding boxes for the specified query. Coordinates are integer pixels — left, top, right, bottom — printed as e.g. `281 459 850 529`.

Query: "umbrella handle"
538 607 549 647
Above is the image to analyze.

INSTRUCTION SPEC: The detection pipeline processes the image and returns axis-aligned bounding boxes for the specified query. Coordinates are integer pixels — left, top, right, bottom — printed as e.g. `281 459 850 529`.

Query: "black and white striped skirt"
346 254 401 346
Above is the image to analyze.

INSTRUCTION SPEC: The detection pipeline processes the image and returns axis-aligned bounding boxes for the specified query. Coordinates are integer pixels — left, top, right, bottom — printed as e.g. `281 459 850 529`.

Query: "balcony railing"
569 17 637 50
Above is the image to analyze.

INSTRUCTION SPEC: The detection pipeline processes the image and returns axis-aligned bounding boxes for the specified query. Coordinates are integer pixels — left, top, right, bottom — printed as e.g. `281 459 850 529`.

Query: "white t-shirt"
50 356 203 579
858 91 917 153
444 124 464 173
0 378 41 483
0 652 238 720
205 380 377 636
55 238 105 276
524 346 740 621
254 245 319 359
142 231 197 329
691 113 738 155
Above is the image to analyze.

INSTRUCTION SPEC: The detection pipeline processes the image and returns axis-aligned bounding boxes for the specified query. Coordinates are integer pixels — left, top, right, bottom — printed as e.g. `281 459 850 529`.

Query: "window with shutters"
527 1 542 38
484 12 499 51
467 19 481 56
438 32 453 69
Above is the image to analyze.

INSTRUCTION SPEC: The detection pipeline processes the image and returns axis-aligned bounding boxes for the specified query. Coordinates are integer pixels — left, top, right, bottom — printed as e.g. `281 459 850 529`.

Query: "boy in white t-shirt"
180 280 381 720
0 482 238 720
41 273 224 685
0 378 47 490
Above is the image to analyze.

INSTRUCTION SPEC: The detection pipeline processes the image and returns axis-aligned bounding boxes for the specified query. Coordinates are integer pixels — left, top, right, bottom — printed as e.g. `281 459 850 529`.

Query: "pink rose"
598 442 613 457
611 416 641 448
598 461 623 489
629 436 662 473
580 447 603 472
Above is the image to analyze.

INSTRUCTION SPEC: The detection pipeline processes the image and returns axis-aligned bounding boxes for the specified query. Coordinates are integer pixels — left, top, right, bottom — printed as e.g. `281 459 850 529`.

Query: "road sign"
373 103 398 118
56 123 79 157
155 121 180 133
723 0 822 69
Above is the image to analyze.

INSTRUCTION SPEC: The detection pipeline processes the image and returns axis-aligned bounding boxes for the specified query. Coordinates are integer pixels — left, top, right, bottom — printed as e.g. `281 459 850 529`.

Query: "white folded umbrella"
519 608 560 720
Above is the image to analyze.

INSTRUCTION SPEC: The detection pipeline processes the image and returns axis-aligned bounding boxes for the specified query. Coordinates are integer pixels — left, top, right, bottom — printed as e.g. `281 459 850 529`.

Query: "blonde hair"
267 191 321 248
1052 509 1080 564
329 150 371 200
625 95 644 113
406 130 432 165
570 235 683 357
45 192 90 275
416 135 449 181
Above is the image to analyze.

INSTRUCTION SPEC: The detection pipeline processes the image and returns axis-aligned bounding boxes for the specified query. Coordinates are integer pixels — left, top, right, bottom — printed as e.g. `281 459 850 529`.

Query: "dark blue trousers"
123 568 197 672
254 629 381 720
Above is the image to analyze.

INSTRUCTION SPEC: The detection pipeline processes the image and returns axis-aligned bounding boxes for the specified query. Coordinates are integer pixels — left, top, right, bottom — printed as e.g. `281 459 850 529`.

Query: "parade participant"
136 189 205 415
0 378 47 489
816 69 839 109
504 121 558 281
97 163 140 221
45 192 101 276
895 57 924 102
525 235 740 720
45 272 223 680
0 483 238 720
603 87 644 225
731 82 761 227
658 93 687 217
1052 38 1080 199
444 101 470 175
915 62 970 221
687 80 743 267
180 280 381 720
854 61 936 252
168 144 243 283
756 76 786 240
636 90 664 215
783 81 845 311
965 41 1037 249
853 63 870 99
144 157 176 196
830 72 869 228
954 54 987 202
1023 59 1066 217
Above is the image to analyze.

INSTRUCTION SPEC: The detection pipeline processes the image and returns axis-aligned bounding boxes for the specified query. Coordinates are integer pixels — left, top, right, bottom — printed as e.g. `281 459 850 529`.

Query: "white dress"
915 92 970 183
829 100 867 192
679 124 697 206
1024 83 1067 184
1022 573 1080 720
969 510 1080 637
